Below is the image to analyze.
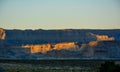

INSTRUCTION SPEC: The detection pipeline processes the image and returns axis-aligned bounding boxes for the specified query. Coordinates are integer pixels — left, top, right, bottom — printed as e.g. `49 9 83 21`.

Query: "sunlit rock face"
22 44 52 53
88 32 115 41
0 28 5 40
53 42 79 50
79 33 115 49
88 41 98 47
76 33 115 57
0 28 6 48
85 33 115 47
21 35 115 58
22 42 79 53
96 35 114 41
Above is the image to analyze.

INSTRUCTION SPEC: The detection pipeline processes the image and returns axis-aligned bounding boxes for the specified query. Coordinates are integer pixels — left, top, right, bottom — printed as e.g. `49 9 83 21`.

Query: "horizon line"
2 28 120 30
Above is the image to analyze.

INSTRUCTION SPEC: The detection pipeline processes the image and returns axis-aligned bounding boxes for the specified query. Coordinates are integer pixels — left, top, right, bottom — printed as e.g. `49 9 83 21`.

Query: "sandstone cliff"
21 32 115 57
22 42 79 53
22 44 52 53
0 28 5 40
0 28 120 59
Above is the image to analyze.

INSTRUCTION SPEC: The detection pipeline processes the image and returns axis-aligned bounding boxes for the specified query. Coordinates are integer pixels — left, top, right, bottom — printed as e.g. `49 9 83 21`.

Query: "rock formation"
22 44 52 53
53 42 79 50
22 42 79 53
0 28 6 48
21 32 115 57
0 28 120 59
89 32 115 41
0 28 5 40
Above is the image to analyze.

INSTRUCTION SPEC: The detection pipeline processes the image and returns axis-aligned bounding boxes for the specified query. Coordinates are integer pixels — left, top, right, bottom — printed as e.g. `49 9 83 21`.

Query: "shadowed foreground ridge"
0 28 120 59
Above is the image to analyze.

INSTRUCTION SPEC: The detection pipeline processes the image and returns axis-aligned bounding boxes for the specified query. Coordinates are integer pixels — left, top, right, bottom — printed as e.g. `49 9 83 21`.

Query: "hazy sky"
0 0 120 29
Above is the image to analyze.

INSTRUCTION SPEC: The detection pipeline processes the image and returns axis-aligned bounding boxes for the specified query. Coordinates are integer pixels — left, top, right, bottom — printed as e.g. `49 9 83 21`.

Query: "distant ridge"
4 28 120 31
1 28 120 45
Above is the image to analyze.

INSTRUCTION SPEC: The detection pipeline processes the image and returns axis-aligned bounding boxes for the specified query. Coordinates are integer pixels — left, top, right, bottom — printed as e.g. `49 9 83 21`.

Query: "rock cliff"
4 29 120 45
22 44 52 53
0 28 5 40
22 42 79 54
0 28 120 59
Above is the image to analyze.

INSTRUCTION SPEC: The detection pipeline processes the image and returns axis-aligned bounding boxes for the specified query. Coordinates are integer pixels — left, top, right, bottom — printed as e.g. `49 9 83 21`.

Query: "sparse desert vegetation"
0 60 120 72
0 60 103 72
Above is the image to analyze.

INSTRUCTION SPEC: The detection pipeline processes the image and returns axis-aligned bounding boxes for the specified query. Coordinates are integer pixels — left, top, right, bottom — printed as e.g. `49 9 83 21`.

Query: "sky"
0 0 120 29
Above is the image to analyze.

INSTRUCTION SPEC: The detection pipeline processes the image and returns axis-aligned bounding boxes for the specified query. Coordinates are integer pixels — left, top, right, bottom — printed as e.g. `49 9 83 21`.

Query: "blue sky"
0 0 120 29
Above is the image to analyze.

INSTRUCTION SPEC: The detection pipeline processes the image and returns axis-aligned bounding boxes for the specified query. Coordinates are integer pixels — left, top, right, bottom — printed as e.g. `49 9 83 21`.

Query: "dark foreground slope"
0 59 120 72
0 60 104 72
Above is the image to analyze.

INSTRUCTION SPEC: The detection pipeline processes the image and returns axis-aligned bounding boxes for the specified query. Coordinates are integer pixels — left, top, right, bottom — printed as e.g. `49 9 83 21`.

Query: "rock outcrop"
0 28 5 40
86 33 115 47
22 44 52 53
53 42 79 50
22 42 79 53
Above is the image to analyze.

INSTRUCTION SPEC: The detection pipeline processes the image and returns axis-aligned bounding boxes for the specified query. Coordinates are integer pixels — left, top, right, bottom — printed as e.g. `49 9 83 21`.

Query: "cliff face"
22 42 78 53
0 28 120 59
22 44 52 53
21 33 117 58
4 29 120 45
53 42 78 50
0 28 5 40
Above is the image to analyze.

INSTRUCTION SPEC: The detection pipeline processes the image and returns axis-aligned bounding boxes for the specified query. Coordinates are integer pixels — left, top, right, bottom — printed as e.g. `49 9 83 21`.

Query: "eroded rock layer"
0 28 120 59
